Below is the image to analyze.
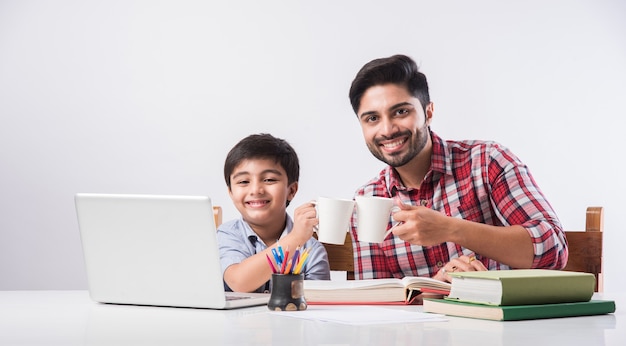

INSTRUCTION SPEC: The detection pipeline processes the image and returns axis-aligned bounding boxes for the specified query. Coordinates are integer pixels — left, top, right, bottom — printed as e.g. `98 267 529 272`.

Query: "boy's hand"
290 201 318 245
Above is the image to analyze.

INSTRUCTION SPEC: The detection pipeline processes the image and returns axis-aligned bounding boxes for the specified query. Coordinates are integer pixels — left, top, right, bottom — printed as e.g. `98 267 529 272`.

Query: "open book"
303 277 451 304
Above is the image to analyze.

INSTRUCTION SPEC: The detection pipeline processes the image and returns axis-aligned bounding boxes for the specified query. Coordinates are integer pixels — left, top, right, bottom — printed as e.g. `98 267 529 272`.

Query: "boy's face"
228 158 297 229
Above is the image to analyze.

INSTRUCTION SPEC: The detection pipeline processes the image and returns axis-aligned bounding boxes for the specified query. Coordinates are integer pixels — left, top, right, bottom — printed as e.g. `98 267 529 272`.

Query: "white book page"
269 306 446 325
304 278 402 291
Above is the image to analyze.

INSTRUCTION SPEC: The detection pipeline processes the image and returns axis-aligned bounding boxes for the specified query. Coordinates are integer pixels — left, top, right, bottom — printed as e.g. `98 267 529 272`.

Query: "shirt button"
436 261 443 268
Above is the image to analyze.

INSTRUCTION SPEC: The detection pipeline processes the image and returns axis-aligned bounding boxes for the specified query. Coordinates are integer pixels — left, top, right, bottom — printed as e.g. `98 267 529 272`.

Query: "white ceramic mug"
314 197 356 245
354 196 399 243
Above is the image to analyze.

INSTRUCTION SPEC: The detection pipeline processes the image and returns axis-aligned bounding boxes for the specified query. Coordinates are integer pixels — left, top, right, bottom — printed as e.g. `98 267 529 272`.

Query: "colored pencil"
265 254 278 273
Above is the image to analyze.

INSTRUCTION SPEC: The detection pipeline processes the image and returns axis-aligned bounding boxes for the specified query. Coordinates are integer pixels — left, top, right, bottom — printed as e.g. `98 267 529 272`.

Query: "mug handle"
382 206 402 239
310 200 319 232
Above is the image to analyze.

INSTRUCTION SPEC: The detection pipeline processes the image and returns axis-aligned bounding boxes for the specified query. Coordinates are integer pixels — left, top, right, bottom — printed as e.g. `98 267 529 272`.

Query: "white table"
0 291 623 345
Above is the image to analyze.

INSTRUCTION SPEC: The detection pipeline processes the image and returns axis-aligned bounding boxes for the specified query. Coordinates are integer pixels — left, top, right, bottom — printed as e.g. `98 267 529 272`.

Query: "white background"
1 0 624 293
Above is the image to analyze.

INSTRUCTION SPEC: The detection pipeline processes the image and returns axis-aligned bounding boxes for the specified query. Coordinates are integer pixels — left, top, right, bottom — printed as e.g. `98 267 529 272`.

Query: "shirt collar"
241 214 294 247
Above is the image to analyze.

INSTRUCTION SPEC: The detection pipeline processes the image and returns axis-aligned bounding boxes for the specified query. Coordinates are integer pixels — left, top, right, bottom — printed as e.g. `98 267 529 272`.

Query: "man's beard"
367 127 429 168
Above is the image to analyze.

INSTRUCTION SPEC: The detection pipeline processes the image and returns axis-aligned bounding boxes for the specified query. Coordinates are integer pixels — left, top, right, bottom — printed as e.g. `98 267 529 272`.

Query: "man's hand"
432 254 488 283
390 202 453 246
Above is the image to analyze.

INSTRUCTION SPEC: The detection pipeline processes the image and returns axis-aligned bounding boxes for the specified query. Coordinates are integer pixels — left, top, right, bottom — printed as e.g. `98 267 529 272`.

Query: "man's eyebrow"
359 102 415 119
359 110 377 120
389 102 415 111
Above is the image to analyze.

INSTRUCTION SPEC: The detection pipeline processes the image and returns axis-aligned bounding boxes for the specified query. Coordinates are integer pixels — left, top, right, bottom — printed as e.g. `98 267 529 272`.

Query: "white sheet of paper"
269 306 447 325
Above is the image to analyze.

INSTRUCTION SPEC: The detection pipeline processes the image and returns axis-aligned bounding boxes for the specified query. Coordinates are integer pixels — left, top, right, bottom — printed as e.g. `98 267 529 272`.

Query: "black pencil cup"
267 273 307 311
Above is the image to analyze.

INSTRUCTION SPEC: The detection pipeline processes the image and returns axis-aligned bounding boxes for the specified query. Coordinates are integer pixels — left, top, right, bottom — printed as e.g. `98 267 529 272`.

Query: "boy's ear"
287 182 298 201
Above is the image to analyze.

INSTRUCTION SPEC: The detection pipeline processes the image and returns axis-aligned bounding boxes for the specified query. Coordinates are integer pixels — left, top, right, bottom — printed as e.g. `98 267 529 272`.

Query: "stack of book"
422 269 616 321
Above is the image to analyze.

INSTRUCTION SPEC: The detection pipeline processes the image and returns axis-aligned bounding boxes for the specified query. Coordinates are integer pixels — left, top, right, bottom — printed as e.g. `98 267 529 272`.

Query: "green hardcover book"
446 269 595 306
423 298 616 321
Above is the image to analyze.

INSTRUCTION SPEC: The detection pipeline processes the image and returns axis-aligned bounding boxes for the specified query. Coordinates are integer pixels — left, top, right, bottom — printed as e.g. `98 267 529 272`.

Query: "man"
348 54 567 282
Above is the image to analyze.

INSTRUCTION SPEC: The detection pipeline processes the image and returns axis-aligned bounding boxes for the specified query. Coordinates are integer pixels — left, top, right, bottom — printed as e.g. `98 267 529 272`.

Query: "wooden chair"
213 206 223 227
563 206 604 292
321 207 604 290
319 233 355 280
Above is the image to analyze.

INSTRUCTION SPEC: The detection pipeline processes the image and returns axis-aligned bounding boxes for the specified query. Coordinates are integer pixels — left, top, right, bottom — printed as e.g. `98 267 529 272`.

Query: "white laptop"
74 193 269 309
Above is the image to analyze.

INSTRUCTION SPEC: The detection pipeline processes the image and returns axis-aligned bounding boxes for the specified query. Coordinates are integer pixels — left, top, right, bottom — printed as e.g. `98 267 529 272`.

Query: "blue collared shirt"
217 215 331 292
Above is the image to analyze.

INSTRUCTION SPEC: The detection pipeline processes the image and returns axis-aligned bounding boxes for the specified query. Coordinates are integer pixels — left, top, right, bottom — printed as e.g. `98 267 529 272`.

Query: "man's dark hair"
349 54 430 115
224 133 300 189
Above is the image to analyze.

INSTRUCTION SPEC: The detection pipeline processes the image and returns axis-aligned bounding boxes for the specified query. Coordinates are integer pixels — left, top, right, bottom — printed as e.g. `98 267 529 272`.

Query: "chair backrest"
213 206 222 227
319 233 355 280
321 206 604 289
563 206 604 292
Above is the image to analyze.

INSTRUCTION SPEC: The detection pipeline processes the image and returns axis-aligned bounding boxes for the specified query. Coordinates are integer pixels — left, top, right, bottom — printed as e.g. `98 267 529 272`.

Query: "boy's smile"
245 199 270 208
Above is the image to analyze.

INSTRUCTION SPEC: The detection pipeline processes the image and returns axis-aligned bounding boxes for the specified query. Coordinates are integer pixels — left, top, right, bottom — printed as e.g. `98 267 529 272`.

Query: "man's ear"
425 102 434 125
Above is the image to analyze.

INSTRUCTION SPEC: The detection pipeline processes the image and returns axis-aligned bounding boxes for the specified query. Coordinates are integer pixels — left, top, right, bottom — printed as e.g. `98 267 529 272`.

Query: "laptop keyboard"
226 295 252 301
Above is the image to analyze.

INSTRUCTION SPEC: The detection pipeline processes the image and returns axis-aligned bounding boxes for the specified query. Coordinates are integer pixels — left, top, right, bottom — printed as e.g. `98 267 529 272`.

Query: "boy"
217 133 330 293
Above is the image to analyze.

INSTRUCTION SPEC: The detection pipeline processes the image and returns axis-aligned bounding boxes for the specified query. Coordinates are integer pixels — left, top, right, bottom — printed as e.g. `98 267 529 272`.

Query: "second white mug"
354 196 398 243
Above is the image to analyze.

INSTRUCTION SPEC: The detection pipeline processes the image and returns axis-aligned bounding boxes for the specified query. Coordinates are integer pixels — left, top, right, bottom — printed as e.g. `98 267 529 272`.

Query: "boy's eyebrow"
231 171 248 180
261 169 284 176
231 169 284 180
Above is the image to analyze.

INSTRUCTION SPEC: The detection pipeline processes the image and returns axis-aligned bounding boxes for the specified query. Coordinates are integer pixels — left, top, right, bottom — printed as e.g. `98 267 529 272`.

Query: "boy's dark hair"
348 54 430 115
224 133 300 189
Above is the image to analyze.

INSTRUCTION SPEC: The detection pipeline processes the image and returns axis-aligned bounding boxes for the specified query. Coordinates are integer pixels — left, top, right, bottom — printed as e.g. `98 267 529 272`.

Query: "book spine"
503 301 616 321
500 276 595 305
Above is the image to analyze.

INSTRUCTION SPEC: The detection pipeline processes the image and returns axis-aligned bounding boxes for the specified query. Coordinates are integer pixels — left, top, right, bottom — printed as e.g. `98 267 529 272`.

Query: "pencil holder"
267 273 307 311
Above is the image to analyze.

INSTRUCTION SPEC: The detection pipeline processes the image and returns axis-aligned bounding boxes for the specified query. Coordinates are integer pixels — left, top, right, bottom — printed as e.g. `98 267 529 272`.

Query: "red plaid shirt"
351 131 567 279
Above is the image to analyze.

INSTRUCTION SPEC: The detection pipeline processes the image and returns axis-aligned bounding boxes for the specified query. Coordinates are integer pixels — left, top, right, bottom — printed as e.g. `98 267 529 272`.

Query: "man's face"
357 84 432 167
